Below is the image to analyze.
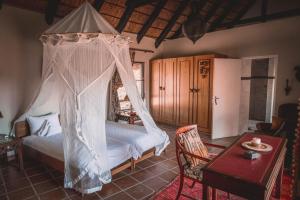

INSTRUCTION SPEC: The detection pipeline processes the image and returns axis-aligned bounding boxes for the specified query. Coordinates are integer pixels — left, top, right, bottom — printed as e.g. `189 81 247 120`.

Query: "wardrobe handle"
159 86 163 90
189 88 194 93
195 89 200 93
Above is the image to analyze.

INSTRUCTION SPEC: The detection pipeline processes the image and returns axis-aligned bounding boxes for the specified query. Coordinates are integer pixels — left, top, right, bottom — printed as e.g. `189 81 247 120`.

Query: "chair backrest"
175 124 198 169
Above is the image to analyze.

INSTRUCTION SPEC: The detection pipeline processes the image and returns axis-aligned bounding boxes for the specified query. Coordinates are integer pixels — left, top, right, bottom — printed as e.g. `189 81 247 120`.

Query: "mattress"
106 121 158 159
23 133 132 169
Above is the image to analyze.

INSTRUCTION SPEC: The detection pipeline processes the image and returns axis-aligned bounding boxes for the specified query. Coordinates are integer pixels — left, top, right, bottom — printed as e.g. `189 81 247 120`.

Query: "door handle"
214 96 220 105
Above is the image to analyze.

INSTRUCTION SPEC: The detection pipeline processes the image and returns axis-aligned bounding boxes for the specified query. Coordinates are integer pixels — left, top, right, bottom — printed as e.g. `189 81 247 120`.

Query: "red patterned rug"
153 173 293 200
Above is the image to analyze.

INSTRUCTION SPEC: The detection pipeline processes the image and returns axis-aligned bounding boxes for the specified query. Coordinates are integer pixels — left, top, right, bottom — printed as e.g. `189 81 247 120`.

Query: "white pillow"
27 113 62 137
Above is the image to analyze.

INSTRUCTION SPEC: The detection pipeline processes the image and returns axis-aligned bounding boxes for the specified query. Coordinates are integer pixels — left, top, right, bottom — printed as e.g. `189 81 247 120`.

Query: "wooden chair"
175 124 227 200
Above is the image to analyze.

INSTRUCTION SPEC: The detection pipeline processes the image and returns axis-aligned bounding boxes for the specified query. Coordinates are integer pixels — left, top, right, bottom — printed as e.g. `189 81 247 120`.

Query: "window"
117 62 144 111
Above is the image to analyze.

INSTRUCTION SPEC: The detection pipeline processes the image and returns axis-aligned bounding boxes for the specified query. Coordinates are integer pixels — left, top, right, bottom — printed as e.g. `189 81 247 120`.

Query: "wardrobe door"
193 56 212 133
150 59 163 122
176 57 194 126
161 58 177 124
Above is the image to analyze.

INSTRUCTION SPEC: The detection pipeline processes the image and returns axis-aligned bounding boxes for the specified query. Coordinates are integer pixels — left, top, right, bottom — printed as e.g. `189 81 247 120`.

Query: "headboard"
15 114 61 138
15 120 30 138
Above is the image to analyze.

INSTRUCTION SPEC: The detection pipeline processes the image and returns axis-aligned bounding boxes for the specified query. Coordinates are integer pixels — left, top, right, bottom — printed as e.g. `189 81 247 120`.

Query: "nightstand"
0 134 23 170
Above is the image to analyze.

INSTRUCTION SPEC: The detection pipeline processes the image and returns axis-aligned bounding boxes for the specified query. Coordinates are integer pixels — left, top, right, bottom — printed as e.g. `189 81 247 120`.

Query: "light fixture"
182 0 208 43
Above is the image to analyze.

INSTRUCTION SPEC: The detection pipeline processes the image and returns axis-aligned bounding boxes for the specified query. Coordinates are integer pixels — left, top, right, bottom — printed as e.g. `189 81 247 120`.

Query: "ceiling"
3 0 300 47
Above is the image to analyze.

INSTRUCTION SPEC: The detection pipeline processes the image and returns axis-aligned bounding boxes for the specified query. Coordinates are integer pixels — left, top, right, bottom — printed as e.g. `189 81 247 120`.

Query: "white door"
212 58 242 139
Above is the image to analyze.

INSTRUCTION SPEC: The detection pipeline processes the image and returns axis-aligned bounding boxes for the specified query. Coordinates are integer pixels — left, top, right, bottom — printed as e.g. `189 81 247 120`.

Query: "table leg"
17 143 24 171
275 163 284 198
212 188 217 200
203 184 208 200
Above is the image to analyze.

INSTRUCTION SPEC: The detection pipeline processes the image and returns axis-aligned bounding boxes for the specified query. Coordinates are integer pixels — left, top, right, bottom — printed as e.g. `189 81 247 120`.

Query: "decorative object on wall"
182 0 208 43
199 60 210 78
285 79 292 96
0 111 3 118
295 65 300 82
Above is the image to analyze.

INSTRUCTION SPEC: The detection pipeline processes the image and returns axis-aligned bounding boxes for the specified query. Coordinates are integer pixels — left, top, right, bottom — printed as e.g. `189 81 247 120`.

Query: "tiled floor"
0 125 237 200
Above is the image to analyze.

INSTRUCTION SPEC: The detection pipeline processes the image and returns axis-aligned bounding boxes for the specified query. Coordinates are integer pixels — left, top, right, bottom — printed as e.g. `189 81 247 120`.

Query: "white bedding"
23 134 133 169
106 121 159 159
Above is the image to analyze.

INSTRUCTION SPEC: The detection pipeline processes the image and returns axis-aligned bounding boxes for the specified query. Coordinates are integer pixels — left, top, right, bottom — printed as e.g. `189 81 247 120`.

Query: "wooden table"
202 133 286 200
0 134 24 170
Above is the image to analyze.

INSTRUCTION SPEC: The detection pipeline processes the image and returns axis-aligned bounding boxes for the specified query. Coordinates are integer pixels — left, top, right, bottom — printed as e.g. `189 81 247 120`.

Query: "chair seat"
184 163 204 181
183 153 217 181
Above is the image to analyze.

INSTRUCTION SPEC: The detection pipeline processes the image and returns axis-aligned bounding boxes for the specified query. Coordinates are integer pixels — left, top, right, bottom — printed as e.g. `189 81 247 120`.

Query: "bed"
22 134 133 170
106 120 162 168
15 121 134 175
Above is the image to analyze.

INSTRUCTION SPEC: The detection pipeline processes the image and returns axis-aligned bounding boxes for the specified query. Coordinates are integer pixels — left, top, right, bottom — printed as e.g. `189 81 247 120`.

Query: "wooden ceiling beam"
93 0 105 11
45 0 61 25
204 0 223 22
137 0 167 43
226 0 256 29
208 0 237 32
116 0 157 33
261 0 268 22
220 7 300 28
155 0 190 47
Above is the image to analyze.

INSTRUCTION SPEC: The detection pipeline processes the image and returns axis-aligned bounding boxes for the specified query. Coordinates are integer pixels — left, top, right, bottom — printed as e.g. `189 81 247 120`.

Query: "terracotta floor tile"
2 167 26 180
112 171 126 180
160 159 178 169
160 170 177 182
8 187 35 200
131 169 155 182
69 193 100 200
49 170 64 178
145 163 168 175
97 182 121 198
0 195 8 200
143 177 168 192
105 191 134 200
0 184 5 194
136 160 154 169
148 156 167 163
125 183 154 199
39 188 66 200
6 177 30 192
34 179 59 194
26 166 46 176
113 176 138 190
29 173 52 185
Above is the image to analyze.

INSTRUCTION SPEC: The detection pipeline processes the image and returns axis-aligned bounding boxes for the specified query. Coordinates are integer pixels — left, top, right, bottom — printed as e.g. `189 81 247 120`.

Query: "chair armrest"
256 123 272 131
182 149 211 163
203 142 226 149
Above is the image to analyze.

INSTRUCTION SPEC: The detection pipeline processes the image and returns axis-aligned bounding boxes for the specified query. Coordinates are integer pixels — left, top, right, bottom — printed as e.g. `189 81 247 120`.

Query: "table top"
0 134 18 146
203 133 286 186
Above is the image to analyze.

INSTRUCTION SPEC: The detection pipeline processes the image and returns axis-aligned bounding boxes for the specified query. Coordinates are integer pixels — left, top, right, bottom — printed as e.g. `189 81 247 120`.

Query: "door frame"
241 55 278 125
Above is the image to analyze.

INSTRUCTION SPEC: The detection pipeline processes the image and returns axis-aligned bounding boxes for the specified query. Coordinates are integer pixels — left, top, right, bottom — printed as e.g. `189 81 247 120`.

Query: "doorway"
239 56 277 133
249 58 269 121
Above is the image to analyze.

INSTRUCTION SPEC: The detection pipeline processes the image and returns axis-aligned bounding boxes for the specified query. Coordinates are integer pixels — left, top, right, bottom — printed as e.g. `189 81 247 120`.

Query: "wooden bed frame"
15 120 156 175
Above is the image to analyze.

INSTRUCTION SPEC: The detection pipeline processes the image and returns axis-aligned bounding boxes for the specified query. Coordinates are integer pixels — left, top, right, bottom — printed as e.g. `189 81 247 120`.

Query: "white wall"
0 5 158 134
0 6 48 134
156 16 300 114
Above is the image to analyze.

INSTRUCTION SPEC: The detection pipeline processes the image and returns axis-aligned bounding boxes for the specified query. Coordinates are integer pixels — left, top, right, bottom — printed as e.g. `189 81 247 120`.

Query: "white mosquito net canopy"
15 2 169 193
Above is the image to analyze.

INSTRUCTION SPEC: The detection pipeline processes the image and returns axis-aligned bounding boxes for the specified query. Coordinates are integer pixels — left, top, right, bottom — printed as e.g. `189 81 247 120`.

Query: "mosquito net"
14 2 169 193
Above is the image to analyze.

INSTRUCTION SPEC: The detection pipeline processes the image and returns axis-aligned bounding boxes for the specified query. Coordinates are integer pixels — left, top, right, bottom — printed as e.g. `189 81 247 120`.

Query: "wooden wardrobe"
150 54 223 134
